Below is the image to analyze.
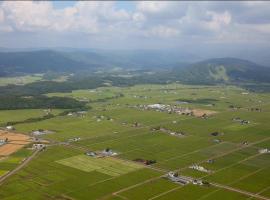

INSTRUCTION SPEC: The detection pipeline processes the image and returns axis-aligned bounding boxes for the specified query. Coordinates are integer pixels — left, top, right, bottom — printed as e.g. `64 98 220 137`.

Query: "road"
212 182 270 200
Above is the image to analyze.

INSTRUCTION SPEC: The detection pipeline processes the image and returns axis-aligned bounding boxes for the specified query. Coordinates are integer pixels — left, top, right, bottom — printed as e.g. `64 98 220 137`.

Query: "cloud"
0 1 270 48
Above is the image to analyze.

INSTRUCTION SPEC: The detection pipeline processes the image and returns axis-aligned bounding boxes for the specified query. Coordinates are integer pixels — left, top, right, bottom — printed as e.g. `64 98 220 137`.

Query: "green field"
0 74 43 86
0 83 269 199
56 154 143 176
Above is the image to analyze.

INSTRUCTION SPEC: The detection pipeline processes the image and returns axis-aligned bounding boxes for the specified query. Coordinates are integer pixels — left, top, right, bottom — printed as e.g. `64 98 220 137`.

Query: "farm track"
0 149 40 185
211 182 270 200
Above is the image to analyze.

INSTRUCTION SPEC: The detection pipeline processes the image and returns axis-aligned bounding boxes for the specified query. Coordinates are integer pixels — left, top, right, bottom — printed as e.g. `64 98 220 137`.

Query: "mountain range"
0 49 269 84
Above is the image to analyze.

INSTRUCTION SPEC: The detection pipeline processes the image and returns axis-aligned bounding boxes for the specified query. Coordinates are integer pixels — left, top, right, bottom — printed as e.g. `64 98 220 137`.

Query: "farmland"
0 83 269 199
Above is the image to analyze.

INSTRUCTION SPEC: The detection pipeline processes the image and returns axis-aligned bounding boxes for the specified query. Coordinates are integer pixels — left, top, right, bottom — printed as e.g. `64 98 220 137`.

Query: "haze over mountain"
0 49 198 75
0 49 270 84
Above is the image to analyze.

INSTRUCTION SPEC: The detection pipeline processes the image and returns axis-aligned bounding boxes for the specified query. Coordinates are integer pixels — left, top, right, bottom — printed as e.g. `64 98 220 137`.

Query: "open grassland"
0 83 269 199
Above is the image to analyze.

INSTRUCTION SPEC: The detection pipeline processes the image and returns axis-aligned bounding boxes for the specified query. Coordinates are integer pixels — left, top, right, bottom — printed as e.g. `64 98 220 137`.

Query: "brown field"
0 144 25 156
0 130 32 156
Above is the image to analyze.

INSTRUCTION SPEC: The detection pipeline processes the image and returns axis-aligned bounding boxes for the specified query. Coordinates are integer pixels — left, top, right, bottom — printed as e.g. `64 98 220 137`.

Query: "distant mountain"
0 49 199 76
173 57 270 84
0 50 92 75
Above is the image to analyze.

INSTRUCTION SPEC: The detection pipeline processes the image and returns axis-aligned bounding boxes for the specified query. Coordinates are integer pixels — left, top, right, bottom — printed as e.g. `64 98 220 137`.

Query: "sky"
0 1 270 55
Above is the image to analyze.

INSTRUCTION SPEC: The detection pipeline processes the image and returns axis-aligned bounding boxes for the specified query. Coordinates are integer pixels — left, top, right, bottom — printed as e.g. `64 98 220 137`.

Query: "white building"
0 139 6 145
6 126 14 130
189 164 210 173
33 144 46 150
259 148 270 154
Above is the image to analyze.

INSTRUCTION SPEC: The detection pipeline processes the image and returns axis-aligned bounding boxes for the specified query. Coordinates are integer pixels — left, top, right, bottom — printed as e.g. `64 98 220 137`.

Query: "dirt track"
0 149 40 185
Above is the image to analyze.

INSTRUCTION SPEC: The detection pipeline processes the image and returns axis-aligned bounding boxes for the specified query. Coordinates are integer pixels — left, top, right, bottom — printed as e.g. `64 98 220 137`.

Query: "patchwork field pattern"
0 84 270 199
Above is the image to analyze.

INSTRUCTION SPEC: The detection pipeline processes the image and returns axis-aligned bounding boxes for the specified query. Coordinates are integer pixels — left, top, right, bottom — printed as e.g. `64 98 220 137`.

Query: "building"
192 179 203 185
189 164 210 173
6 126 14 130
32 144 46 150
0 139 6 146
167 172 190 185
101 148 118 156
86 151 96 157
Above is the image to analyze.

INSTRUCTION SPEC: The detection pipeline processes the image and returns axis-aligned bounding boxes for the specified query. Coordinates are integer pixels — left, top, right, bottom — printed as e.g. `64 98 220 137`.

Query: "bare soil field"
0 130 32 156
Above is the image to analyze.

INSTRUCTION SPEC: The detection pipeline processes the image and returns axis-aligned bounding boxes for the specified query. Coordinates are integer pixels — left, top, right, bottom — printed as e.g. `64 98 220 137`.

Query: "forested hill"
172 58 270 84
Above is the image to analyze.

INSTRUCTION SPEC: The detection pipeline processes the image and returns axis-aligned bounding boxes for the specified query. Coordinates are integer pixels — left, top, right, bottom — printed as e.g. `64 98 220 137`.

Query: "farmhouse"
101 148 118 156
166 172 190 185
32 143 46 150
192 179 203 185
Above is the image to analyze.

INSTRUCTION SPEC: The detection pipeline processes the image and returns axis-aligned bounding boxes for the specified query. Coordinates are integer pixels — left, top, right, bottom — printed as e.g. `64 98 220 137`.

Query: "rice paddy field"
0 83 269 200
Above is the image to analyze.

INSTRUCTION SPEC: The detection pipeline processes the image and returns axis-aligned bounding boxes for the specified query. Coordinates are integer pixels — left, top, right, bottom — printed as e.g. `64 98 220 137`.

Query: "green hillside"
173 58 270 84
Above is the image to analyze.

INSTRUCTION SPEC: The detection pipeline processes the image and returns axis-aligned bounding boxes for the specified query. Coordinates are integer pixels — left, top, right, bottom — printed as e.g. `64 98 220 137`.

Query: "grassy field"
0 83 269 199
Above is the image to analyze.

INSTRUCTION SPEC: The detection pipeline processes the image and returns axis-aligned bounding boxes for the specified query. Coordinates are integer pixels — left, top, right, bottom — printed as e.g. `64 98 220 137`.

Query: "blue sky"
0 1 270 55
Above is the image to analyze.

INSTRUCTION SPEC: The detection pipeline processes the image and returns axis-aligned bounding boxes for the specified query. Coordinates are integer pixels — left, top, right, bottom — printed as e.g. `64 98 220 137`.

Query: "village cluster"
166 171 209 186
141 104 194 116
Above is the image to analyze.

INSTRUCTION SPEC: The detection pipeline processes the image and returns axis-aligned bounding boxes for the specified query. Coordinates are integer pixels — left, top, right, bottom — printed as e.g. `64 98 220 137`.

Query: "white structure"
101 149 118 156
148 104 166 109
259 148 270 154
33 144 46 150
86 151 96 157
32 130 53 136
192 179 203 185
189 165 210 173
167 172 190 185
6 126 14 130
68 137 81 142
0 139 6 146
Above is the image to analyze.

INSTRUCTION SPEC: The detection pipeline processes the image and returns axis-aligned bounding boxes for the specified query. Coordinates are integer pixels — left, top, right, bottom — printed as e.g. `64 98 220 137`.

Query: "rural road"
212 182 270 200
0 149 40 185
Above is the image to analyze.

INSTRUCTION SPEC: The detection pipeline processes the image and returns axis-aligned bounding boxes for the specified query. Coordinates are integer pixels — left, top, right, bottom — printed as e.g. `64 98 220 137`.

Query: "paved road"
0 149 40 185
